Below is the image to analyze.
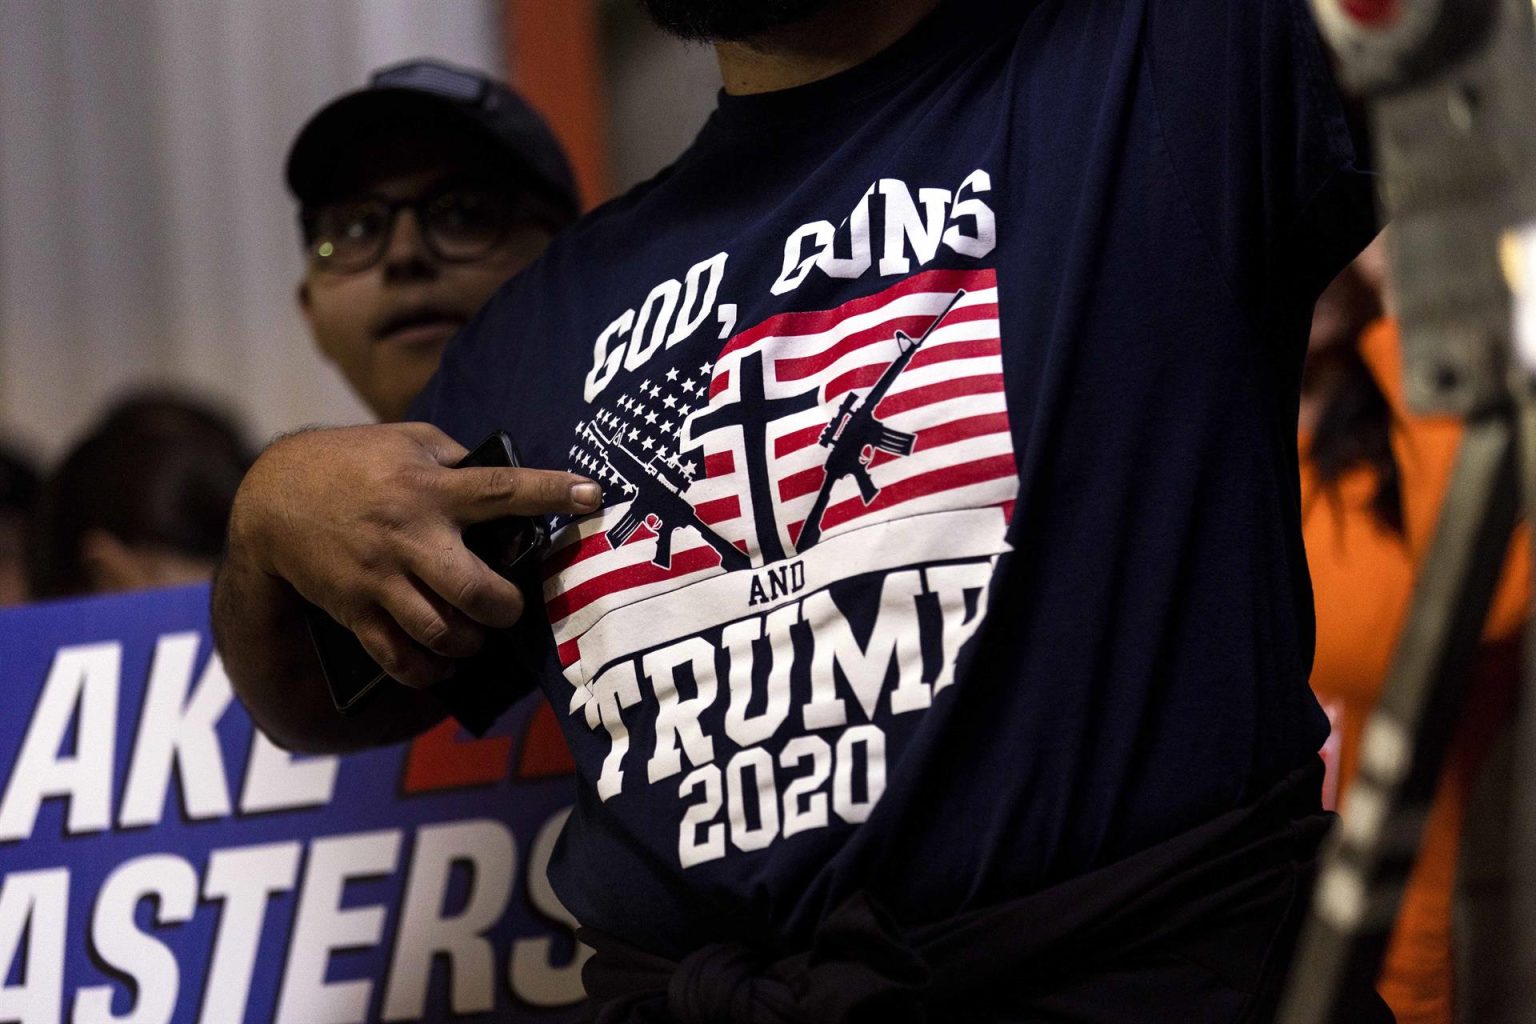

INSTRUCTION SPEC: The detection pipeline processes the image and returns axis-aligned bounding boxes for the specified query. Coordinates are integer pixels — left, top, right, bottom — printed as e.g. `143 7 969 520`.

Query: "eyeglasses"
301 184 538 273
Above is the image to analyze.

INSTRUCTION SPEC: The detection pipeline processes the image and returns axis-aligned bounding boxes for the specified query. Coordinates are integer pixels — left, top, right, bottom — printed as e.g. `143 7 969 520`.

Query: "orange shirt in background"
1301 318 1529 1024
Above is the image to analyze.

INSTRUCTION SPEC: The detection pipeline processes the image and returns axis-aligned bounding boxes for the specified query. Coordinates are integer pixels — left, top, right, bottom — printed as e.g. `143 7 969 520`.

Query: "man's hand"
233 422 599 685
216 422 599 751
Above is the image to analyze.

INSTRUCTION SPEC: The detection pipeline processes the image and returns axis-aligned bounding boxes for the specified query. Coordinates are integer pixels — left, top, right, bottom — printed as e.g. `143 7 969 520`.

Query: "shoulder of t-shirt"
546 139 705 252
406 146 711 438
1145 0 1375 296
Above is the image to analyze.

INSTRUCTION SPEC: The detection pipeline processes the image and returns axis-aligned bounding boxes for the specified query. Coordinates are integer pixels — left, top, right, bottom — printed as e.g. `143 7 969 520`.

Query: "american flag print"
545 267 1018 693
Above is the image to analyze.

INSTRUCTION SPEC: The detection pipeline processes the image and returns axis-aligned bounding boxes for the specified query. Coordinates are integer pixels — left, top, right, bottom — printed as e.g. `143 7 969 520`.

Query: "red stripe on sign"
708 368 732 400
547 544 724 622
817 453 1018 533
516 699 577 778
558 637 581 667
716 267 994 365
402 719 512 793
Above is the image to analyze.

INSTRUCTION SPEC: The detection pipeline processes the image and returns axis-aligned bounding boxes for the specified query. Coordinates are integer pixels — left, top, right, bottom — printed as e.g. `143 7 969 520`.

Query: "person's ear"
79 529 146 594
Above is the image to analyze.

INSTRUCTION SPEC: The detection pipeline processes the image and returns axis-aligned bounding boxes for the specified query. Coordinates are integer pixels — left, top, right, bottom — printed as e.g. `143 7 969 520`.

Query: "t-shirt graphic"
410 0 1378 955
543 269 1016 862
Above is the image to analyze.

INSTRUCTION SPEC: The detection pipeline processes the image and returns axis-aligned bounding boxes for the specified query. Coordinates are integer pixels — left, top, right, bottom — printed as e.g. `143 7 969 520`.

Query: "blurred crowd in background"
0 1 717 593
0 6 1523 1024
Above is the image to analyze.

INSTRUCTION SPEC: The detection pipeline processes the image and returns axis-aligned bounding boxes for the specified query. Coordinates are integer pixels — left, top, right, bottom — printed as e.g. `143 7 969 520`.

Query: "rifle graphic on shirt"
586 423 750 573
796 289 967 552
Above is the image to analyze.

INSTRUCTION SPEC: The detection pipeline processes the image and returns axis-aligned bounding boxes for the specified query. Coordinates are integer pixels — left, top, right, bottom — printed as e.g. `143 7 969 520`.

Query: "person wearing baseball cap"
287 59 580 422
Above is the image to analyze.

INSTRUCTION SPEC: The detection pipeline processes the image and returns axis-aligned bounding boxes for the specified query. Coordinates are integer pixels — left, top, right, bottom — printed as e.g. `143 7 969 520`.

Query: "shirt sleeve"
1147 0 1378 321
402 281 546 732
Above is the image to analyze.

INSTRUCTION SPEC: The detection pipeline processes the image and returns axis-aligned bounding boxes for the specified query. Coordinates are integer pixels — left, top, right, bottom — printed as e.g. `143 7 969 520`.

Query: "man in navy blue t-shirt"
217 0 1389 1019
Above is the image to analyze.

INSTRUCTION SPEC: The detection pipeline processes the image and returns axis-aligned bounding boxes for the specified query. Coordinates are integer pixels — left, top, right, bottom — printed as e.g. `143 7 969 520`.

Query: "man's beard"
638 0 843 41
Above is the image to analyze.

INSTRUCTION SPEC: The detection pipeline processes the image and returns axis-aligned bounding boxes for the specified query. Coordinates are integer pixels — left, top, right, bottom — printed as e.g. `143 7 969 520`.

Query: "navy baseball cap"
285 59 580 221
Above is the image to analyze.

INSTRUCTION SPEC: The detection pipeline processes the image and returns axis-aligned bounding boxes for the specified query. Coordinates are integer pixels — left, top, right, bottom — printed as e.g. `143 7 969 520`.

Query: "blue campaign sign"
0 584 587 1024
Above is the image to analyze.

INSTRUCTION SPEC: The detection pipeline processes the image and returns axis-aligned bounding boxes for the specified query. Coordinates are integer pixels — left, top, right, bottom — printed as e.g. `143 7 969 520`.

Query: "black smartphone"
306 431 548 720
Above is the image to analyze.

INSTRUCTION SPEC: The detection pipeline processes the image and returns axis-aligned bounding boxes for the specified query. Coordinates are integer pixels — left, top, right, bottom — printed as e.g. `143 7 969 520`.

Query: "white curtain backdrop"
0 0 503 460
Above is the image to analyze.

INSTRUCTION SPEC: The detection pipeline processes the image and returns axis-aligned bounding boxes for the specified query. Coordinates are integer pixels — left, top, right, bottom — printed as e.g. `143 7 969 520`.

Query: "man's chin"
638 0 841 41
375 321 461 351
367 366 440 424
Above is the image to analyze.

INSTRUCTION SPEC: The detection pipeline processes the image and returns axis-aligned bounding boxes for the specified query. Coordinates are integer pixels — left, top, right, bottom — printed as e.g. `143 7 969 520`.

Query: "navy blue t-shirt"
412 0 1376 959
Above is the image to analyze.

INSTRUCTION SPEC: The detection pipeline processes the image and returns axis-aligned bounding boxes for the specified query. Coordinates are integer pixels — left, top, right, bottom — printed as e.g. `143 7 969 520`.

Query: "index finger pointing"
442 466 602 522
